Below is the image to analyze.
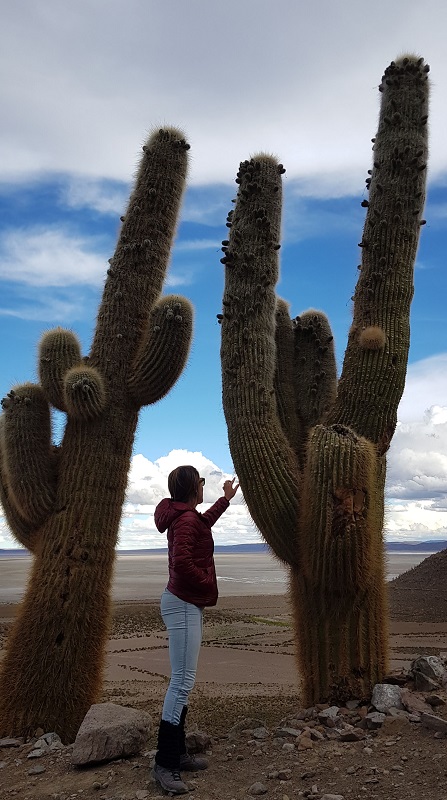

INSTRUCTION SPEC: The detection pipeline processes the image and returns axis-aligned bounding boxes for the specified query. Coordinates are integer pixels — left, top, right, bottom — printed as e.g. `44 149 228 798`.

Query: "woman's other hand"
223 477 239 501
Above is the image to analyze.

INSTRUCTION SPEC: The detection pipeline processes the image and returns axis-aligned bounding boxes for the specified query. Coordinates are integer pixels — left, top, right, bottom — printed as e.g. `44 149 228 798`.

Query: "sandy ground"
1 579 447 799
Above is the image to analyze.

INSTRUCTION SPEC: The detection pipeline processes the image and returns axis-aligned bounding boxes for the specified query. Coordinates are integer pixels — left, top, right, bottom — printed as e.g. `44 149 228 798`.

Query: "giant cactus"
220 56 429 703
0 127 193 742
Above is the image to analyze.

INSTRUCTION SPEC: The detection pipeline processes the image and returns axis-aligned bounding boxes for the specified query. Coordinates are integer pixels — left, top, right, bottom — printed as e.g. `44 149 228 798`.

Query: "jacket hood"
154 498 193 533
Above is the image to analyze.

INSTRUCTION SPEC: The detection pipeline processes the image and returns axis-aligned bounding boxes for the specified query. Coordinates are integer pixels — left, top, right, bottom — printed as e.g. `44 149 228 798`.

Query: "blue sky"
0 1 446 548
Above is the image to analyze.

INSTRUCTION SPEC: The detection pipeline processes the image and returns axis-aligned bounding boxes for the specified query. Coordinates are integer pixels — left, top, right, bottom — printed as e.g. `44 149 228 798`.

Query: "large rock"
371 684 403 713
411 656 447 689
72 703 152 766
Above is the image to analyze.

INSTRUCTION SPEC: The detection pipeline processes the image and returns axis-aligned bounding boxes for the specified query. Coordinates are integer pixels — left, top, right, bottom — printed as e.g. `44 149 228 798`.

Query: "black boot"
153 719 189 794
179 706 208 771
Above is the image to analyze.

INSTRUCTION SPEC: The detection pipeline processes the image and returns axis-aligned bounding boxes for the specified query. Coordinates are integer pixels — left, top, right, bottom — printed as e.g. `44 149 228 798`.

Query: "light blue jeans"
160 588 203 724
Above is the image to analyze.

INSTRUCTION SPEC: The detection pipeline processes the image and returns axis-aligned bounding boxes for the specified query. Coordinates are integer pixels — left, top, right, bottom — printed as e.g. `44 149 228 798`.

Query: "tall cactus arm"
128 295 193 406
273 298 302 455
221 155 300 566
293 310 337 465
0 423 40 551
329 56 430 453
90 128 190 389
39 329 82 411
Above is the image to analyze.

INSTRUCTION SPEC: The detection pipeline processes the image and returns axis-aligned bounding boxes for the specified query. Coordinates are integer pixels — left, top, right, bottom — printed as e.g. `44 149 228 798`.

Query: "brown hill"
388 548 447 622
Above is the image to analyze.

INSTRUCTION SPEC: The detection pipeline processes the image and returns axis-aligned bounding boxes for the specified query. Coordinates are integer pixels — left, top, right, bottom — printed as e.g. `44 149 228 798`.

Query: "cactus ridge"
0 127 193 742
220 55 429 704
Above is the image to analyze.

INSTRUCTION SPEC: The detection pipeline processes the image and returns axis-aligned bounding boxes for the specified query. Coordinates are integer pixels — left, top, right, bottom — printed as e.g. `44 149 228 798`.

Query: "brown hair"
168 465 200 503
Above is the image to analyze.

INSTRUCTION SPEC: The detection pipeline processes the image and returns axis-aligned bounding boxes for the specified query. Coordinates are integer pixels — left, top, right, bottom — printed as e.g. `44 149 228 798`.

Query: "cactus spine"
0 127 193 742
220 57 429 703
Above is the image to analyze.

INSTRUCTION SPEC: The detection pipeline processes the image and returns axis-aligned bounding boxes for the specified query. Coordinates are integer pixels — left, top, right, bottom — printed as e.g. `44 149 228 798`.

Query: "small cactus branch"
293 310 337 463
330 55 430 453
221 155 300 566
39 329 82 411
273 298 303 458
299 424 379 594
90 127 190 389
0 428 39 551
128 295 193 407
1 385 56 525
63 366 107 420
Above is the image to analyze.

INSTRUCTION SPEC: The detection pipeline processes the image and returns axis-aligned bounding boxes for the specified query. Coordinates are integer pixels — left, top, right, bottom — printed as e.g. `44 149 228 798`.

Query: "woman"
152 465 239 794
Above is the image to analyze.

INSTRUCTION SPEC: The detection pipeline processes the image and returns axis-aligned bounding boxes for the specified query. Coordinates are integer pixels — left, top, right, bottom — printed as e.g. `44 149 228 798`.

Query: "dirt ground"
1 578 447 800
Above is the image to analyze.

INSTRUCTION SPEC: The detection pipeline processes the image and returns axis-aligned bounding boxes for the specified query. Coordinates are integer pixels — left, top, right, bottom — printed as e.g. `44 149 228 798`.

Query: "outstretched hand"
223 477 239 501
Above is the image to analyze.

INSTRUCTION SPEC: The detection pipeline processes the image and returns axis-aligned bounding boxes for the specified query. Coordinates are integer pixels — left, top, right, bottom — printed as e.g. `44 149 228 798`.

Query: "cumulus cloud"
62 177 129 216
388 404 447 502
398 355 447 423
386 373 447 538
2 359 447 548
1 1 447 194
0 227 107 287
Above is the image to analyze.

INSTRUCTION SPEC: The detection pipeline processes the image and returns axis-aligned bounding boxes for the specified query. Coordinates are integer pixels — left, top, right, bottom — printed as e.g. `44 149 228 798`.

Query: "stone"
320 795 345 800
318 706 340 726
277 769 292 780
0 738 22 748
275 727 302 738
228 718 266 739
400 688 432 715
387 707 409 718
185 730 211 753
135 791 150 799
35 732 61 748
365 712 386 730
27 748 47 758
426 694 445 707
71 702 152 766
411 655 447 685
297 736 313 750
371 684 403 712
248 782 268 795
282 742 295 752
0 762 6 769
28 765 46 775
252 727 269 739
338 728 365 742
413 672 440 692
420 712 447 734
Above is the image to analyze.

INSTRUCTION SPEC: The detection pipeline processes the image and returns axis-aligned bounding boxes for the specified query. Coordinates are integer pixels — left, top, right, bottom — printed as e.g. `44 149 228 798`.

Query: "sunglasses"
199 477 205 486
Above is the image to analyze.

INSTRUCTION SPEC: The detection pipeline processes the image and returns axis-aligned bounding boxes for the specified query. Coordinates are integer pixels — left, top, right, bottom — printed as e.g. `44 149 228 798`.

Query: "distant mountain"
385 540 447 553
1 541 447 557
388 548 447 623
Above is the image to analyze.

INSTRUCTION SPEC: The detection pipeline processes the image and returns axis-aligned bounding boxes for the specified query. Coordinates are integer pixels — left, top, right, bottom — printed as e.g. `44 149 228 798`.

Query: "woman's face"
196 476 205 505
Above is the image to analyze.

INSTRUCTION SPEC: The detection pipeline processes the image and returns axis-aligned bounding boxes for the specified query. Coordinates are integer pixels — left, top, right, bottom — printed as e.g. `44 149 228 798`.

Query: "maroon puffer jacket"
154 496 230 607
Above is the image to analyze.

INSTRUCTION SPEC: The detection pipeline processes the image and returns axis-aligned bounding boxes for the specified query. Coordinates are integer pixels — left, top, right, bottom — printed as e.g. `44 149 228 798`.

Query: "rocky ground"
1 556 447 800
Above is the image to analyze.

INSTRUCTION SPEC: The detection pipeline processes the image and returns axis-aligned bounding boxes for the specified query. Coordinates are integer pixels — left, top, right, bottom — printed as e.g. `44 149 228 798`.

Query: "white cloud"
0 296 85 323
2 367 447 548
388 404 447 500
398 355 447 422
0 227 107 287
1 1 446 196
62 178 129 216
